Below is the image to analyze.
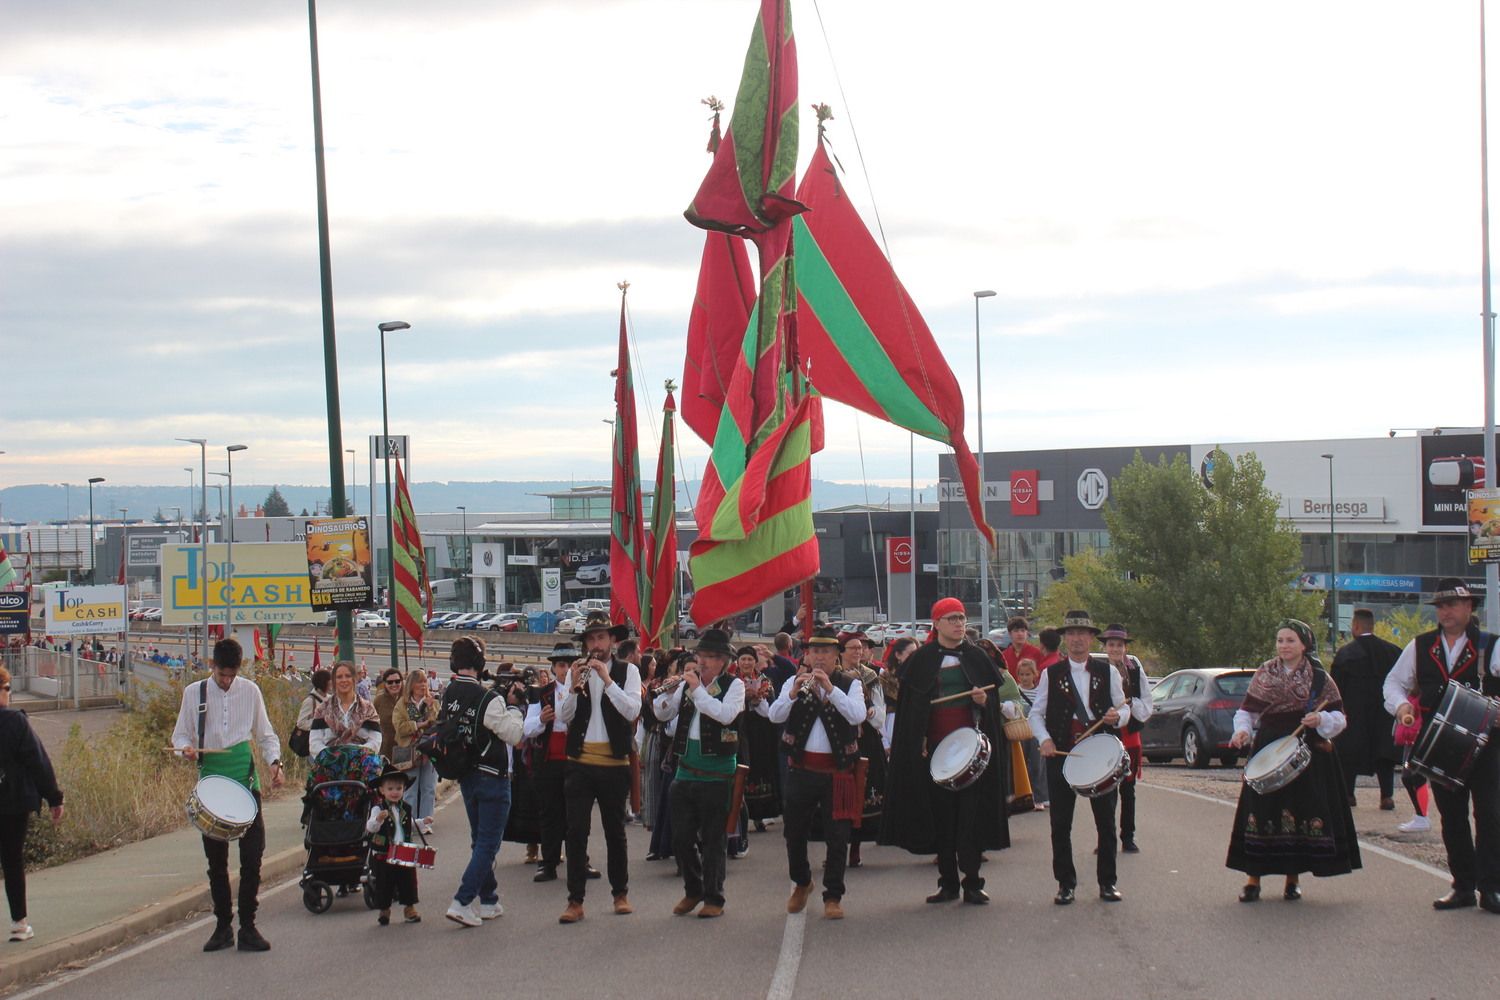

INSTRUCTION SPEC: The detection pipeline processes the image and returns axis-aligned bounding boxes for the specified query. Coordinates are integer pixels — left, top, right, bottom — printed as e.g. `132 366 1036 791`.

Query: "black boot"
237 920 271 952
202 920 235 952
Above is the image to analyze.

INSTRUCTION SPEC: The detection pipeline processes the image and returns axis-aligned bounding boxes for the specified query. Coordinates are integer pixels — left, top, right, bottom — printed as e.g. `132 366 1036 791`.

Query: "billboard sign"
1468 488 1500 564
304 517 375 611
542 567 562 611
127 533 171 567
0 592 30 636
161 543 322 625
1420 432 1493 530
43 584 126 635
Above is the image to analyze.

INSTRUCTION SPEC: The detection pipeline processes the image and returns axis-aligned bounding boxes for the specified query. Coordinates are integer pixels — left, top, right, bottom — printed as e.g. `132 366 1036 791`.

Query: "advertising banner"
542 567 562 611
1468 488 1500 564
304 517 375 611
162 543 322 625
886 536 913 575
0 592 30 636
43 584 126 635
127 533 170 567
1420 432 1492 530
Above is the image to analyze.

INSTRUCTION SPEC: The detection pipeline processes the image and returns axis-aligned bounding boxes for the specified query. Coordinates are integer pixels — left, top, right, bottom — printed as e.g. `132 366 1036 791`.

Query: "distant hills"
0 479 940 524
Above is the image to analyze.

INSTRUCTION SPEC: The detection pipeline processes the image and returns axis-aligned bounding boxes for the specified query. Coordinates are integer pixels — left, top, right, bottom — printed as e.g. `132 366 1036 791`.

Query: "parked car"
863 624 887 644
555 614 586 635
141 607 163 622
354 612 386 629
442 612 485 629
457 613 499 630
575 561 610 585
883 622 913 641
425 611 459 628
678 615 699 640
578 598 611 613
558 602 585 617
480 612 527 632
912 620 932 643
1139 666 1254 769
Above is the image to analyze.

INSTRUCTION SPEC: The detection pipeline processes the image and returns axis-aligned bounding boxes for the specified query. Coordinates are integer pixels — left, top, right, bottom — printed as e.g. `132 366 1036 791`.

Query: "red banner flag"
609 289 647 633
641 389 680 649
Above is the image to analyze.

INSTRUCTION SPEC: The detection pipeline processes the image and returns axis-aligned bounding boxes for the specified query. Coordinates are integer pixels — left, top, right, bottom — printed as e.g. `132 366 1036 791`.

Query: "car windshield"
1214 673 1253 698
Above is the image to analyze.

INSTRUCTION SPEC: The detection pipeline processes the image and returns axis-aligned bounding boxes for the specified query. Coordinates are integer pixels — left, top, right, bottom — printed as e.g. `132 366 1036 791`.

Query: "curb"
0 845 305 993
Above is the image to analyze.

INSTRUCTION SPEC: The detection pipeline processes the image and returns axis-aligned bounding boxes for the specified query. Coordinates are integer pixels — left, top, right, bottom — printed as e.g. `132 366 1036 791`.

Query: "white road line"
765 911 805 1000
1141 781 1451 881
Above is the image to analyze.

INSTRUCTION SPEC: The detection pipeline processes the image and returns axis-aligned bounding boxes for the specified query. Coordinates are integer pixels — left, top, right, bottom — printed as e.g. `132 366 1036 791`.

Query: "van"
578 598 611 613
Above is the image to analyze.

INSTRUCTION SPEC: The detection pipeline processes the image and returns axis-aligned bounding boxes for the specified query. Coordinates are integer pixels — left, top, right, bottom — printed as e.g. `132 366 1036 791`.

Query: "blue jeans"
404 758 438 820
456 771 512 906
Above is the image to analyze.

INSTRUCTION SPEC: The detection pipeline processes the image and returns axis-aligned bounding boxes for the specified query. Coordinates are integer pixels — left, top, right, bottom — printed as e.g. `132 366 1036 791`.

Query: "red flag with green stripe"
0 543 15 590
682 231 756 444
609 291 646 633
640 389 679 649
392 457 430 647
791 140 996 546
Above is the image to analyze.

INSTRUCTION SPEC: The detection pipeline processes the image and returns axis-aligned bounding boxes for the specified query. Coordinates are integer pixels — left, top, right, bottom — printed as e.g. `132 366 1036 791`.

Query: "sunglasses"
385 679 403 685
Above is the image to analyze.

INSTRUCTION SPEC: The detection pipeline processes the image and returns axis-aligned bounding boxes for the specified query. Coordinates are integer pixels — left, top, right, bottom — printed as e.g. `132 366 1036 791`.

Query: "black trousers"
564 762 630 904
370 857 419 908
932 782 984 893
1431 741 1500 894
670 778 731 906
1045 757 1117 889
1344 759 1396 800
201 791 265 924
782 767 850 902
535 757 568 868
1 813 28 922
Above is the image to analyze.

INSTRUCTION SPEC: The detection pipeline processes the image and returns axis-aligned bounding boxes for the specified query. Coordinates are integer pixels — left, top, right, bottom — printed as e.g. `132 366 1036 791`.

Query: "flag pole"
1482 0 1498 628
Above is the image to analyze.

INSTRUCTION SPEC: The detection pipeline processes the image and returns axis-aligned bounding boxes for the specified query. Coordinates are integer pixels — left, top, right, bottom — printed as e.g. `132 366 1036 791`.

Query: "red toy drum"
387 842 437 869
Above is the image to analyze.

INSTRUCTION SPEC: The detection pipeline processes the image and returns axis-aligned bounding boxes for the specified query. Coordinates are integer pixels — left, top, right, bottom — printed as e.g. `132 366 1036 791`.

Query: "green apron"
199 739 259 792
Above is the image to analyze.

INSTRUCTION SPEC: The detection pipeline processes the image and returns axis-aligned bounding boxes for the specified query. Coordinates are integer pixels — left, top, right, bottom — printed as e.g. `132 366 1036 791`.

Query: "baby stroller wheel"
303 881 333 914
363 878 378 910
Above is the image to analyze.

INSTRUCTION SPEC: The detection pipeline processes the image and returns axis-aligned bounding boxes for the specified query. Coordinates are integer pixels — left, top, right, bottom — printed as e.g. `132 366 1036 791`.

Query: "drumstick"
1288 696 1334 741
1076 702 1128 741
931 683 997 706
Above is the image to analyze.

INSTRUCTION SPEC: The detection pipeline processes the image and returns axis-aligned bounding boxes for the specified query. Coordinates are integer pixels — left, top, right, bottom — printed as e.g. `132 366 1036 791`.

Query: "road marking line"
765 910 805 1000
1142 781 1451 881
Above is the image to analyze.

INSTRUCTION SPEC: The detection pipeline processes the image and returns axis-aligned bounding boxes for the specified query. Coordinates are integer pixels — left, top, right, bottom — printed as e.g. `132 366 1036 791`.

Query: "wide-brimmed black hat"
694 628 735 657
547 642 581 662
1429 577 1482 605
580 610 630 641
805 625 841 647
369 762 414 789
1059 610 1101 635
1099 623 1131 642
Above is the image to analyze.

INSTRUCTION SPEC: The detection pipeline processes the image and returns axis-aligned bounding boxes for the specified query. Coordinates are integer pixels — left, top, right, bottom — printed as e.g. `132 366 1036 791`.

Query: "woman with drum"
0 664 64 943
309 660 382 758
880 598 1023 906
1227 619 1360 902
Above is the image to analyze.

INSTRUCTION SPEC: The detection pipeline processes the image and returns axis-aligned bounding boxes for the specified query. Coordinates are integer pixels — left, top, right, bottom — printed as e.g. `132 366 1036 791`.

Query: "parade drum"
1408 683 1500 791
186 775 259 842
929 728 992 791
1242 735 1311 795
1063 733 1130 798
387 842 437 869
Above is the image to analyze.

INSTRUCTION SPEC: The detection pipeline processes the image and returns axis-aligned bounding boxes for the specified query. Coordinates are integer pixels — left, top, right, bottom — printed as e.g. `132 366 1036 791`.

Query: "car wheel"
1182 726 1208 769
1144 753 1171 765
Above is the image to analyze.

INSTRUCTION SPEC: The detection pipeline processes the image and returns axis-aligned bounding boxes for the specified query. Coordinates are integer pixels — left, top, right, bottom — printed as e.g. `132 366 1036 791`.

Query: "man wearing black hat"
556 612 642 923
523 642 582 884
1384 579 1500 913
1027 611 1130 905
1100 624 1152 853
652 628 744 918
767 625 867 920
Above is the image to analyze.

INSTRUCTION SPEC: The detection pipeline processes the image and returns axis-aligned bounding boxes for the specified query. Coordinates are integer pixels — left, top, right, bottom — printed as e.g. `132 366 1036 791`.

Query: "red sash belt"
547 730 568 762
793 751 858 821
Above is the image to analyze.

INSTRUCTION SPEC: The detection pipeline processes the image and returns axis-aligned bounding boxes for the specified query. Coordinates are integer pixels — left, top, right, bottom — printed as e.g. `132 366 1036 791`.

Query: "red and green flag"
682 231 757 444
392 457 431 647
609 289 647 633
640 388 680 650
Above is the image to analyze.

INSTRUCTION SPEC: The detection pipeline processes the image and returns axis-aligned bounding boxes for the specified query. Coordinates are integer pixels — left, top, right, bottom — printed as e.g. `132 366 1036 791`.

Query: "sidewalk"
1 791 308 991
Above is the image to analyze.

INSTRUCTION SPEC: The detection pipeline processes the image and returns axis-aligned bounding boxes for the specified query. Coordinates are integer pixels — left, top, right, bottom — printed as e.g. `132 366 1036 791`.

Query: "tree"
1375 607 1431 647
300 508 310 517
1071 450 1322 669
263 487 291 518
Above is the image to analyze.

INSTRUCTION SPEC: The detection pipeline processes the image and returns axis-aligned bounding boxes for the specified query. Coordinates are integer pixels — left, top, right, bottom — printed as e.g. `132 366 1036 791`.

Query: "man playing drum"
881 598 1023 905
170 637 284 952
1027 611 1129 905
1383 578 1500 914
1100 625 1153 853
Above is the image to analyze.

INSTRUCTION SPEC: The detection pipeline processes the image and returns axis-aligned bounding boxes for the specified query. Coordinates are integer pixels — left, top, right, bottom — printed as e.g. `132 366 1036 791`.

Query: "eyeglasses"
385 679 403 686
939 614 967 623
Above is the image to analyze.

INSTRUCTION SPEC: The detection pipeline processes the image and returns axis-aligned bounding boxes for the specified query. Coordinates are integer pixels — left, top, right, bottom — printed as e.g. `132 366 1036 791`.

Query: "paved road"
8 780 1498 1000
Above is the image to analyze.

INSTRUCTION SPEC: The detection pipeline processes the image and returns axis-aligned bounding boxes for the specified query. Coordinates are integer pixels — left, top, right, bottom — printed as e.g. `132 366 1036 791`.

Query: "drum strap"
197 679 208 753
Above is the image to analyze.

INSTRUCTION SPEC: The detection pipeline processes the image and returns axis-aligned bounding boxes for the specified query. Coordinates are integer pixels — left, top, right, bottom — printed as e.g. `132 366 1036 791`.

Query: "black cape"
1329 633 1401 775
878 640 1011 854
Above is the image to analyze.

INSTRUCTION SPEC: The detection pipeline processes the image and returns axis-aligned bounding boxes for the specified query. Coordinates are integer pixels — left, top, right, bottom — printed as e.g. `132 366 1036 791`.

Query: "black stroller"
299 745 383 913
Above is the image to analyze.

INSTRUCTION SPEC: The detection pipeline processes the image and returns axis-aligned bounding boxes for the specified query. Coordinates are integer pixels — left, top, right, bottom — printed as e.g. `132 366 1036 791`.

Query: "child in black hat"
366 764 420 925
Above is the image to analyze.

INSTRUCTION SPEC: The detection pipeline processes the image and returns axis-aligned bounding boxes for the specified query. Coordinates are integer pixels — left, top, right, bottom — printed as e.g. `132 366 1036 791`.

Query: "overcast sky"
0 0 1491 494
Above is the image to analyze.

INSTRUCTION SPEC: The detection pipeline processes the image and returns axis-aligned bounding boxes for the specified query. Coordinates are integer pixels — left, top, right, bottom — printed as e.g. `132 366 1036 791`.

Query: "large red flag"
682 232 757 444
609 288 647 633
392 457 431 647
640 389 679 649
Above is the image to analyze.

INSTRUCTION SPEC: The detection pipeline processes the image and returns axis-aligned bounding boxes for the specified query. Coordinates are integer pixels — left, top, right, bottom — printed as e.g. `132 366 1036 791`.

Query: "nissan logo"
1012 475 1035 505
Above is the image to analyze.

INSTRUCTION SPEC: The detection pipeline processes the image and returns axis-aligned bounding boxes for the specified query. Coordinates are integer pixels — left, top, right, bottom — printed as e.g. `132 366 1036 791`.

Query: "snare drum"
186 775 259 842
929 728 993 791
387 842 437 869
1242 735 1311 795
1409 683 1500 791
1062 733 1130 798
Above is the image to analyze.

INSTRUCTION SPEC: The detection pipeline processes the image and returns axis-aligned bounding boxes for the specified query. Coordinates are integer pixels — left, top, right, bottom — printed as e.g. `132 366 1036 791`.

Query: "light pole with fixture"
225 445 247 631
973 289 996 636
1321 453 1337 650
347 448 357 514
378 320 411 675
457 505 469 608
176 438 209 663
86 477 104 584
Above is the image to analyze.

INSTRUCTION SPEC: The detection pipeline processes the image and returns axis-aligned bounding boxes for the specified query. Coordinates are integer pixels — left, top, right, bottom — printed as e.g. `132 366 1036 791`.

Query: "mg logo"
1077 468 1109 510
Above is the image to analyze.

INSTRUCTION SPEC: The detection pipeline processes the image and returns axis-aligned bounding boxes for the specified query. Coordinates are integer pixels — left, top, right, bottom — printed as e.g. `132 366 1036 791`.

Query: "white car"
678 615 699 640
354 612 386 629
883 623 914 641
555 614 586 635
864 624 887 644
913 620 933 643
575 561 610 585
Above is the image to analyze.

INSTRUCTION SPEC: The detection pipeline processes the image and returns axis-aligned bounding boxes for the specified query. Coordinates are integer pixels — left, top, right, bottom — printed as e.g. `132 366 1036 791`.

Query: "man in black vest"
1384 578 1500 913
556 612 642 924
1100 625 1152 853
1333 608 1402 810
767 625 866 919
652 629 744 918
1027 611 1130 905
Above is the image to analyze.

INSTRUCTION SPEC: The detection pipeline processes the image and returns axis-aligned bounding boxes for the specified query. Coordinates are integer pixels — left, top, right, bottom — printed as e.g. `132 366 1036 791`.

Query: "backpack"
419 688 497 780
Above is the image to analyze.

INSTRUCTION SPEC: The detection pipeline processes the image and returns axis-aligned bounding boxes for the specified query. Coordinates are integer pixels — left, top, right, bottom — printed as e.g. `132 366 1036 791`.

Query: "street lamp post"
119 509 129 599
347 449 357 515
86 477 104 584
1321 453 1337 650
176 438 209 663
973 289 997 637
184 468 195 527
225 445 247 632
378 320 411 676
457 505 469 608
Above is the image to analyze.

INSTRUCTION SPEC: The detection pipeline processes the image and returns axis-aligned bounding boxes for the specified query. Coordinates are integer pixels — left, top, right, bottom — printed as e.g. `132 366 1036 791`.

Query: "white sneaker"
478 900 503 920
420 818 433 835
9 921 33 942
444 899 481 927
1397 815 1431 833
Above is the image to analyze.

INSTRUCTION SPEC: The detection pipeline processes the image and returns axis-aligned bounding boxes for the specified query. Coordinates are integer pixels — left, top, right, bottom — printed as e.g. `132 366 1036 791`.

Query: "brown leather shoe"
612 894 634 915
787 883 814 914
672 896 702 915
697 903 724 919
558 902 585 924
823 898 844 920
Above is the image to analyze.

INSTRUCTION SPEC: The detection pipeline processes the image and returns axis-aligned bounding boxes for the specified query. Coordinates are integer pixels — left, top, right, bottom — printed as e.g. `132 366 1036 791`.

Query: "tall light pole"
184 467 195 526
119 509 129 601
1321 453 1337 650
176 438 209 663
457 505 468 608
86 477 104 584
347 448 357 514
973 289 996 636
378 320 411 675
1481 0 1499 630
225 445 247 631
